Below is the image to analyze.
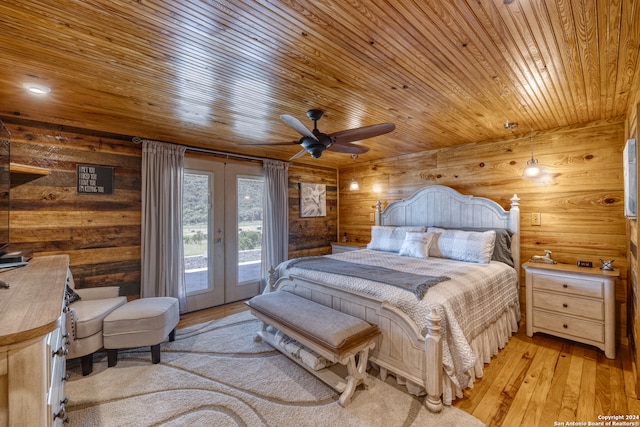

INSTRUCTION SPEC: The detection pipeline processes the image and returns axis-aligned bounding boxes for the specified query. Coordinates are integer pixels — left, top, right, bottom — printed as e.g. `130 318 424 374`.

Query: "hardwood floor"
178 302 640 426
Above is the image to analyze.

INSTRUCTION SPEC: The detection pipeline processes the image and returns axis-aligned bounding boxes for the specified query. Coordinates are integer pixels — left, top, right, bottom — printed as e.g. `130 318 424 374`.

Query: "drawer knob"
563 303 568 308
53 347 68 357
54 408 66 420
563 324 568 329
562 284 568 288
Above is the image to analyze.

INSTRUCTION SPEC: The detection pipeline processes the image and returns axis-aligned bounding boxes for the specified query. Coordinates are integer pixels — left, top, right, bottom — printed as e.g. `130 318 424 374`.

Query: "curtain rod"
132 136 283 163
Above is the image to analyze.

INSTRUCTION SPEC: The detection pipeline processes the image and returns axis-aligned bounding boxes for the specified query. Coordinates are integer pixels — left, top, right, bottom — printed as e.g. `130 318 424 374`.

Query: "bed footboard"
269 272 444 412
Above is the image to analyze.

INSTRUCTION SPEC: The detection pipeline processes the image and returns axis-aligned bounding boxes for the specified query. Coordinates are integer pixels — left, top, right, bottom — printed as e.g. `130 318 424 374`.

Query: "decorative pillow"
399 232 435 259
65 284 81 304
427 227 496 264
367 226 426 253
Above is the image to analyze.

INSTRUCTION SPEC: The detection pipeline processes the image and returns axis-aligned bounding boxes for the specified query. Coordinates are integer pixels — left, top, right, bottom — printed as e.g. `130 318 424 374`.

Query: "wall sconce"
522 129 542 178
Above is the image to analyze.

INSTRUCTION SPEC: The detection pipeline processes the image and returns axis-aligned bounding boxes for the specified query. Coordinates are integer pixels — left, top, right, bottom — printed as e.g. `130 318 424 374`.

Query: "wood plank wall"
287 164 338 259
338 121 628 340
0 117 337 297
2 119 143 296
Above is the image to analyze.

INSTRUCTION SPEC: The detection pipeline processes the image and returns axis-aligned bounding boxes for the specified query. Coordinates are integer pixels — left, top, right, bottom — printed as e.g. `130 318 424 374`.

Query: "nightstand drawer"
532 274 603 299
532 291 603 321
532 309 604 342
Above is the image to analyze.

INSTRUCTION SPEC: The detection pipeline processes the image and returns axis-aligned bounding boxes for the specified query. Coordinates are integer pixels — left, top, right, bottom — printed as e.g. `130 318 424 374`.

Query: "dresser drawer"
532 309 604 342
532 291 603 321
531 273 603 299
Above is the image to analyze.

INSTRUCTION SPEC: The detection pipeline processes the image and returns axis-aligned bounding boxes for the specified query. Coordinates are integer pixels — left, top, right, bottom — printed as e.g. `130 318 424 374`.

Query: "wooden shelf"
10 162 49 187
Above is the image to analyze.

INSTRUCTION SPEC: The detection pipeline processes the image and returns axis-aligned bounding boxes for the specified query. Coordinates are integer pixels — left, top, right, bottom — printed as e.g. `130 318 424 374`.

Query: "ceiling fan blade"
244 140 299 146
289 148 308 160
330 123 395 145
327 143 370 155
280 115 318 140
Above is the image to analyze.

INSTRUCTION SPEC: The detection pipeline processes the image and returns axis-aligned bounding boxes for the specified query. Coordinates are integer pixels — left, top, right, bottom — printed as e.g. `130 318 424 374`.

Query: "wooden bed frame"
269 185 520 412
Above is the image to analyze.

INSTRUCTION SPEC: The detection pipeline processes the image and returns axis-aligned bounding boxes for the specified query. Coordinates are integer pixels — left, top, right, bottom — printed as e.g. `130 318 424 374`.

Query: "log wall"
338 121 628 340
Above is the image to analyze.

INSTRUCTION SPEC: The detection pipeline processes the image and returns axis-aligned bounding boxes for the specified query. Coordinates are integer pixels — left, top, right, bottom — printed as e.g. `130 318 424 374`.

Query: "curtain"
261 159 289 292
141 140 187 311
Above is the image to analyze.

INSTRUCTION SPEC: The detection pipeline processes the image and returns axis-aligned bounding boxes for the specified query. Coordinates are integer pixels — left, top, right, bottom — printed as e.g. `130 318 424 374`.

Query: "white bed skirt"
379 303 521 405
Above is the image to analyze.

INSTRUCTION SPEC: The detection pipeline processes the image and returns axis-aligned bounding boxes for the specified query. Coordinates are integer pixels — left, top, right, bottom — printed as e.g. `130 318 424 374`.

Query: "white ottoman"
103 297 179 367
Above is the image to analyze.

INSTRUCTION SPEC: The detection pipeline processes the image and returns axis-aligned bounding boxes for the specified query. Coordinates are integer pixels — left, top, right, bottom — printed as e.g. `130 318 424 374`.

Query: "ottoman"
103 297 180 367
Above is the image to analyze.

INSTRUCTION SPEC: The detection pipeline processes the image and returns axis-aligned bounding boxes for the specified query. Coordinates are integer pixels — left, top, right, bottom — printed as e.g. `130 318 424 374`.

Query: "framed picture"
300 183 326 217
624 138 636 218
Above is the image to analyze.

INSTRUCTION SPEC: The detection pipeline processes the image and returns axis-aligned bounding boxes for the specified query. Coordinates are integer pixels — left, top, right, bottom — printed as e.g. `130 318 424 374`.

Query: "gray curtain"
261 159 289 292
141 140 187 311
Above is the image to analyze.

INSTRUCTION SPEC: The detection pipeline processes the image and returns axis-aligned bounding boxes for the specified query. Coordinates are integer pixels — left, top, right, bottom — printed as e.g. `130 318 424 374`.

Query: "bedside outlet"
531 212 541 226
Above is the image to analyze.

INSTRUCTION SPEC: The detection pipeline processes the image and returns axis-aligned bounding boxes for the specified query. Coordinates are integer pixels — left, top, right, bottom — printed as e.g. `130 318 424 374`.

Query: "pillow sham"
428 226 514 266
427 227 496 264
367 226 426 253
399 231 435 259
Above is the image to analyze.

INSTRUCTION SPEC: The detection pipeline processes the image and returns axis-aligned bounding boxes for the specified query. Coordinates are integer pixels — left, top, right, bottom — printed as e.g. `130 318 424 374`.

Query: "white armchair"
65 270 127 375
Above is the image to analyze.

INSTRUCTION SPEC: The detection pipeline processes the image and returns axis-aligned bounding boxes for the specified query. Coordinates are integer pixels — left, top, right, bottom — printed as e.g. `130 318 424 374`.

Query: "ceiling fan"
249 110 395 159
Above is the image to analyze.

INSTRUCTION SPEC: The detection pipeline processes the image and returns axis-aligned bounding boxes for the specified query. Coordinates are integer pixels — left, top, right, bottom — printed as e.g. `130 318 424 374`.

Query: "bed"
266 185 521 411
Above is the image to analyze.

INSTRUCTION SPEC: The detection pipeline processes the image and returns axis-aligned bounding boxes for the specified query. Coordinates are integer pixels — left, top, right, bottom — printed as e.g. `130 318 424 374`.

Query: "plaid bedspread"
275 249 519 389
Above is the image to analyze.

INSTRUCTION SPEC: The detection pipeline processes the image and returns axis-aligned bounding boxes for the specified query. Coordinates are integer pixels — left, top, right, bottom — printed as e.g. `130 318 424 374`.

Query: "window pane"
183 172 210 294
237 176 263 283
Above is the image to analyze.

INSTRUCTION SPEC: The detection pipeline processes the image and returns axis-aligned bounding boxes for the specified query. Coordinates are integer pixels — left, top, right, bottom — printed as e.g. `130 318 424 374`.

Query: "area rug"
65 311 485 426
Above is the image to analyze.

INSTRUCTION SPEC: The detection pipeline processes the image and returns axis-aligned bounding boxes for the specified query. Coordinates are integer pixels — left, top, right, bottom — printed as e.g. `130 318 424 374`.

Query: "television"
0 122 9 257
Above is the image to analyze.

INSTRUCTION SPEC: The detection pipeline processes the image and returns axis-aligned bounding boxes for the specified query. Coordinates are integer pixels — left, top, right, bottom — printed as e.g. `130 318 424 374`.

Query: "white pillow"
367 226 426 252
399 232 435 259
427 227 496 264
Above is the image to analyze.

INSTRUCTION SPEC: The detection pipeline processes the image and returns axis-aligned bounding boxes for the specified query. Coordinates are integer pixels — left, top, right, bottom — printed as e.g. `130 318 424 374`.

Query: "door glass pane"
237 175 263 284
183 172 210 294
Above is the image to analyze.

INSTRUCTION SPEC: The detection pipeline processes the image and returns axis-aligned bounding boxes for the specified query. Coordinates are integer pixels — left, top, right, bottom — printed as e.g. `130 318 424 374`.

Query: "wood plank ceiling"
0 0 638 168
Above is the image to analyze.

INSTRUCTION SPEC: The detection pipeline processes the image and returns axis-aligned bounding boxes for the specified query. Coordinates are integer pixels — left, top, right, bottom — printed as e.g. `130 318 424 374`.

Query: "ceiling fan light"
349 178 360 191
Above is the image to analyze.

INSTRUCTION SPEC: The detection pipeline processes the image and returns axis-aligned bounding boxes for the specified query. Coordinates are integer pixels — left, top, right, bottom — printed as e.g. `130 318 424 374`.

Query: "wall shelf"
10 163 49 187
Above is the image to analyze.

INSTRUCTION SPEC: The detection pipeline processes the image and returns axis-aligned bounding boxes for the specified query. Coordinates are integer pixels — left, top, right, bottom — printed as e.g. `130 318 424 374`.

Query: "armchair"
65 270 127 375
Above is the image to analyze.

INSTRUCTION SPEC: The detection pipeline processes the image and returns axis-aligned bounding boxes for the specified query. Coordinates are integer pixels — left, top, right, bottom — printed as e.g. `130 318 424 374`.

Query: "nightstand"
522 262 619 359
331 242 367 254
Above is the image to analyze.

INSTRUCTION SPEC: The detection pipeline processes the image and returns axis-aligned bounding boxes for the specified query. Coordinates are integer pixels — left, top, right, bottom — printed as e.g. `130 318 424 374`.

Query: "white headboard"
375 185 520 271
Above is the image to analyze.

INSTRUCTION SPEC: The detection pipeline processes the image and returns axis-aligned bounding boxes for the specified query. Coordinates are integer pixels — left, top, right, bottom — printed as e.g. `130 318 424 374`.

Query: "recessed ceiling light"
22 82 51 95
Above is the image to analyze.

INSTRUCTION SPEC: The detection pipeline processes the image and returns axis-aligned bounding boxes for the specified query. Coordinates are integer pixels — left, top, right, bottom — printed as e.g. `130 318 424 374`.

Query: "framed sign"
77 164 114 194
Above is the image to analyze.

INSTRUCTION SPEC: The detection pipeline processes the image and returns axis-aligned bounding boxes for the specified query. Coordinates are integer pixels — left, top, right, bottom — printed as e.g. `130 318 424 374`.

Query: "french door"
182 156 264 313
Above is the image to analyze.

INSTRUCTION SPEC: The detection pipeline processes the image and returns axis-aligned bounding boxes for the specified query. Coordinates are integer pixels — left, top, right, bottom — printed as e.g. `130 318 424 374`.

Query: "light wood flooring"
178 301 640 427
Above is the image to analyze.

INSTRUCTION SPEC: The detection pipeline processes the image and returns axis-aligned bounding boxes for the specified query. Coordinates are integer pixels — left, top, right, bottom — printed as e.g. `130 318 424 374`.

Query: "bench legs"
255 321 376 408
339 344 374 407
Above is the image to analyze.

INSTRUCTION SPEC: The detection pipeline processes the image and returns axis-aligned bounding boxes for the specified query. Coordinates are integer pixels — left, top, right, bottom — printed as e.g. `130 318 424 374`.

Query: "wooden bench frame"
246 296 381 407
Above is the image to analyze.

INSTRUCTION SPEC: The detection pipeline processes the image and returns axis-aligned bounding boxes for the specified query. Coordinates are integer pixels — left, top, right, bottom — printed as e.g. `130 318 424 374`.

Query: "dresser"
0 255 70 426
522 262 618 359
331 242 367 254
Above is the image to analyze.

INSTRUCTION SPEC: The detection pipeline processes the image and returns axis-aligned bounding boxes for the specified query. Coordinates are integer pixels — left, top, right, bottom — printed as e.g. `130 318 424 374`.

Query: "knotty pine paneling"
339 120 628 340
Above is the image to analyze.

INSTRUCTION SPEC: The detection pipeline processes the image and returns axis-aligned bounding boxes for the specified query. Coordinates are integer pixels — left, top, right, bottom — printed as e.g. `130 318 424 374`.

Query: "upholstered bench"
246 291 380 407
103 297 179 367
